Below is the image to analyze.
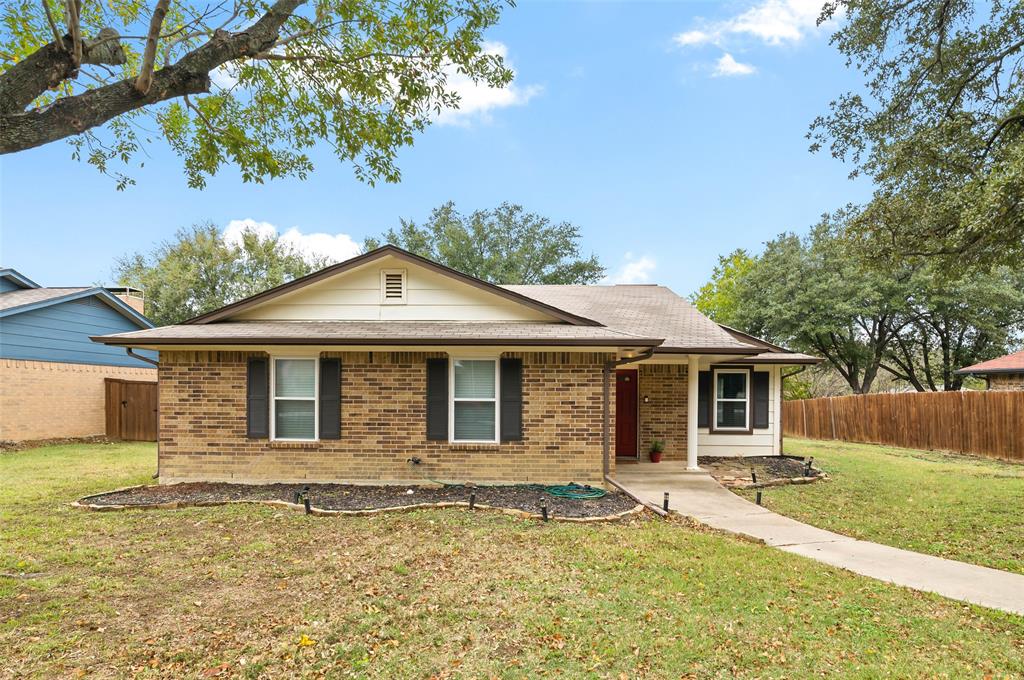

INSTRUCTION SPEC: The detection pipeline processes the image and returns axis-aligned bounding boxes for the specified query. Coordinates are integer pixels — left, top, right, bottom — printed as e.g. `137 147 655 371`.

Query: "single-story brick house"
0 268 156 441
956 350 1024 391
92 246 819 485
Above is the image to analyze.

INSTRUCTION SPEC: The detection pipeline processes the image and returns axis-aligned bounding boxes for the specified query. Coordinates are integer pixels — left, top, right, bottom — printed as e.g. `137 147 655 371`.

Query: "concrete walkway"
614 462 1024 616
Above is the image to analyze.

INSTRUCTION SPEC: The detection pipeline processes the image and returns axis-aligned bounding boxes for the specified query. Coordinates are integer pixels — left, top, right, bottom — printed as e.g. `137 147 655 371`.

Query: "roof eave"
954 367 1024 376
91 336 665 347
0 287 153 328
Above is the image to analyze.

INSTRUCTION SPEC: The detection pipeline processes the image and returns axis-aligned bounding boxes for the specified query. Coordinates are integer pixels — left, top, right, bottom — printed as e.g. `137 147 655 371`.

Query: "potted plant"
649 439 665 463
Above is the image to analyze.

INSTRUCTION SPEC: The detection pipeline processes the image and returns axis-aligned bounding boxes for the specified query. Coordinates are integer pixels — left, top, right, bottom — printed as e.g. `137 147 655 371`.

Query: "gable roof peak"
184 244 603 326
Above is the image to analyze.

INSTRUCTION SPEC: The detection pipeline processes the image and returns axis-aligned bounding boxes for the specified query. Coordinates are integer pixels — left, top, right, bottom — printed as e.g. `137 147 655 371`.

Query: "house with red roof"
956 350 1024 391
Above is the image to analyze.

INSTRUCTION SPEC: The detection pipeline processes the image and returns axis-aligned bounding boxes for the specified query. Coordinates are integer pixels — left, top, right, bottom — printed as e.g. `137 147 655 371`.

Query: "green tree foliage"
0 0 511 188
881 263 1024 391
732 220 909 394
114 222 325 324
365 202 605 284
813 1 1024 266
710 216 1024 395
690 249 755 327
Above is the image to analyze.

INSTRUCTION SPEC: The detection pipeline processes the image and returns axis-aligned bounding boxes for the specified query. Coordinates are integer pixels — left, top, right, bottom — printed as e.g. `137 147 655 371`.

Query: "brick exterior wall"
158 350 617 485
989 373 1024 391
637 364 689 462
0 359 156 441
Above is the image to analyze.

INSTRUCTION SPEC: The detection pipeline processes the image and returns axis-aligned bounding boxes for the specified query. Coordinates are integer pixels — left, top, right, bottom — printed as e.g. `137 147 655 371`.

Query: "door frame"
614 368 640 459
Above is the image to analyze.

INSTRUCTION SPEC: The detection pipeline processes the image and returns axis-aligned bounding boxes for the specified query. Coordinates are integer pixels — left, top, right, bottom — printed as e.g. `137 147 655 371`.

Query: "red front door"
615 369 638 457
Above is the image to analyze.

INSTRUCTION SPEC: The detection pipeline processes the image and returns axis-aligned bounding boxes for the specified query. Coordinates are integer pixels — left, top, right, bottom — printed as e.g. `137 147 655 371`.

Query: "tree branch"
41 0 63 47
0 0 305 153
64 0 82 67
0 28 126 115
136 0 172 94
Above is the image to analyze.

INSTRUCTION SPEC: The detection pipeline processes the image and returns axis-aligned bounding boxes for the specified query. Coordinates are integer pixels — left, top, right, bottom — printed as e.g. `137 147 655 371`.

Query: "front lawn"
2 442 1022 678
743 439 1024 575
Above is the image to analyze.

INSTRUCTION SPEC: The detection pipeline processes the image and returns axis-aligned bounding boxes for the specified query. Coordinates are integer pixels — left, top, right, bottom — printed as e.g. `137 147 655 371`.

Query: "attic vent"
381 269 407 303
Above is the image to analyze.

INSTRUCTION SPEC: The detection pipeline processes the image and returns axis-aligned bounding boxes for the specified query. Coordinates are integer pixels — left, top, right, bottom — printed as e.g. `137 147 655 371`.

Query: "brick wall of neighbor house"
989 373 1024 391
157 350 617 485
0 358 156 441
638 363 688 462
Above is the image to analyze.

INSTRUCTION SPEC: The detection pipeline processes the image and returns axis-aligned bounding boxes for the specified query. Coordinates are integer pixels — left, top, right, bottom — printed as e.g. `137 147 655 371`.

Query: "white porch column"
687 354 700 470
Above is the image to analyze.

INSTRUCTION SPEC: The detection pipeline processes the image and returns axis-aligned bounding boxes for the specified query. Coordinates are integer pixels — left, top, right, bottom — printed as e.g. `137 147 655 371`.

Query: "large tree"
114 222 325 324
732 218 910 394
0 0 510 188
813 1 1024 267
364 201 605 284
690 249 755 327
880 263 1024 391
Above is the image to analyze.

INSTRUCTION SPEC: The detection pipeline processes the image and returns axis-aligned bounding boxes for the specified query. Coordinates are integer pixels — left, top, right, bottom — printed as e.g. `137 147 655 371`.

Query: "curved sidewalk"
614 463 1024 616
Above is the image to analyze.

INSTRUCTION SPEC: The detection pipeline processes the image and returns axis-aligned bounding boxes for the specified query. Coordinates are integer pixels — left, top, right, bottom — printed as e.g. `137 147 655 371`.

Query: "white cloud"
673 0 833 52
435 41 542 126
223 218 362 265
210 63 240 90
604 253 657 285
674 30 715 47
713 53 757 77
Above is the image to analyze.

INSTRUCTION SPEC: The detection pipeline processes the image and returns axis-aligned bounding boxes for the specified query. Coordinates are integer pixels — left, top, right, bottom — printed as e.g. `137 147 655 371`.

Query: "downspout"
125 348 161 480
779 365 808 456
602 347 655 478
127 348 158 367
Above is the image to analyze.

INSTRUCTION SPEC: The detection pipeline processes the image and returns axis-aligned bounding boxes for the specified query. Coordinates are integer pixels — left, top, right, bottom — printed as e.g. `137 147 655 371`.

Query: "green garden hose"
526 483 607 500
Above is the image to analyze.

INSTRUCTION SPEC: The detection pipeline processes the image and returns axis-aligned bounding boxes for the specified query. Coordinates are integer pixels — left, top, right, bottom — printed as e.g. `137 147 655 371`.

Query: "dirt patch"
0 435 116 453
80 482 640 519
699 456 824 489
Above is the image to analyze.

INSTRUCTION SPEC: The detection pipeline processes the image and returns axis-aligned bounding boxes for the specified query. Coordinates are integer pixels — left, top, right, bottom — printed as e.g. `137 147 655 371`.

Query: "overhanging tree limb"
135 0 172 94
0 0 305 153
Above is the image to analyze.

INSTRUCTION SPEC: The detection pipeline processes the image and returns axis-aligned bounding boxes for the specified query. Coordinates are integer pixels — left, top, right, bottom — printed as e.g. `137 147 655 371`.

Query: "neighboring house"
956 350 1024 391
92 246 819 485
0 268 156 441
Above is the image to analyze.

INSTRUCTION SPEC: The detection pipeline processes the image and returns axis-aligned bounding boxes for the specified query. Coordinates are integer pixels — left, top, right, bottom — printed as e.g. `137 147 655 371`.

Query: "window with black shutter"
500 358 523 442
697 370 710 429
319 358 341 439
426 358 448 440
246 357 269 438
752 371 769 429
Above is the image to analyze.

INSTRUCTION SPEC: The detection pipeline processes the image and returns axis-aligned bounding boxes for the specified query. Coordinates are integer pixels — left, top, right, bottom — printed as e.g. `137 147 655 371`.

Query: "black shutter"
426 358 448 440
246 357 269 438
697 371 711 429
500 358 523 442
319 358 341 440
752 371 769 429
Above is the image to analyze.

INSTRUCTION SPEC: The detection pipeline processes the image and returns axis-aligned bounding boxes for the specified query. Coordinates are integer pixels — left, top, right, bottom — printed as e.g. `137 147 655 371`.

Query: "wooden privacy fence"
105 378 158 441
783 391 1024 462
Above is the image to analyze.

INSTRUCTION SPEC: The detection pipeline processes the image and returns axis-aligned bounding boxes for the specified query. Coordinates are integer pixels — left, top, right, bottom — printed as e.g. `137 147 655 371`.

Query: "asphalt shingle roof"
503 285 754 352
956 350 1024 375
0 287 90 313
92 321 663 346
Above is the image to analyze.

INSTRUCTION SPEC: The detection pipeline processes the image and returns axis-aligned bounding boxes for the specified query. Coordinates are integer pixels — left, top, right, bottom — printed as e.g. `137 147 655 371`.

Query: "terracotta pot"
649 451 663 463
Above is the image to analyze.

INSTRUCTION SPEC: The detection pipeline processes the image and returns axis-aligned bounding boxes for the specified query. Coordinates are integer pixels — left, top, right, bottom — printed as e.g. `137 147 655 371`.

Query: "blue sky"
0 0 871 297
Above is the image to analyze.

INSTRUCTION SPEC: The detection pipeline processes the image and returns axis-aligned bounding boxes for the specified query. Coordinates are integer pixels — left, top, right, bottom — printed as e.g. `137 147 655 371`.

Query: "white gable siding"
232 256 556 322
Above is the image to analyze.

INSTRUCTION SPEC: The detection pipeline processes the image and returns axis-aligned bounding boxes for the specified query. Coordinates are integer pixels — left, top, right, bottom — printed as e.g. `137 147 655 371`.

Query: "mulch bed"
80 482 640 519
698 455 824 488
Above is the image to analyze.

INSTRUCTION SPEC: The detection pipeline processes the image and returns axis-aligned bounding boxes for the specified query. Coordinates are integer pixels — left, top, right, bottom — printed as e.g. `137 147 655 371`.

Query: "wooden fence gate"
105 378 158 441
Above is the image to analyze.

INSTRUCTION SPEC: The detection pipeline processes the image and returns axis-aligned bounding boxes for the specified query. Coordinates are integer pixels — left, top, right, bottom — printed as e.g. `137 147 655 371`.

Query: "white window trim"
270 356 319 442
380 268 407 304
449 357 500 444
712 367 750 432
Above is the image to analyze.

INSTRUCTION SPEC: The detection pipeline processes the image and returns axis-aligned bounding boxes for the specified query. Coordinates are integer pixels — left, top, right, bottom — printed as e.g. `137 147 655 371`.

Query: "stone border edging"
71 485 647 523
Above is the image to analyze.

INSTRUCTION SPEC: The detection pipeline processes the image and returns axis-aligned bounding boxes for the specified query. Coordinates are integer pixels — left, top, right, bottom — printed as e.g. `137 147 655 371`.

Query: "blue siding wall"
0 296 156 367
0 278 24 293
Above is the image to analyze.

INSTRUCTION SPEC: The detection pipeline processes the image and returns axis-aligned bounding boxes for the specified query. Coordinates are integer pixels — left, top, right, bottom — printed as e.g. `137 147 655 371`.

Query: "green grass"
1 442 1022 678
740 439 1024 575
